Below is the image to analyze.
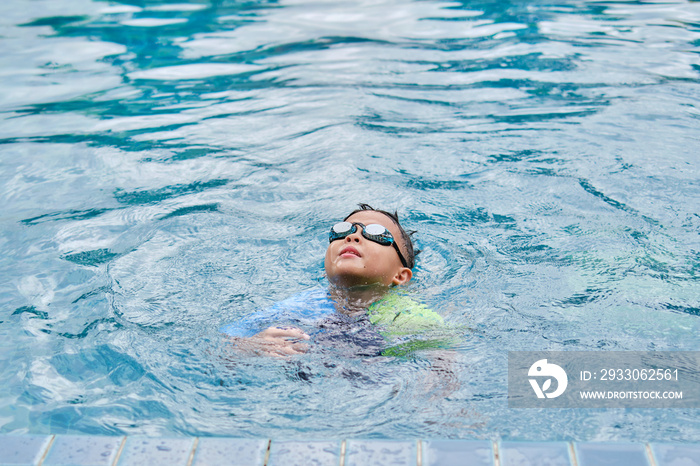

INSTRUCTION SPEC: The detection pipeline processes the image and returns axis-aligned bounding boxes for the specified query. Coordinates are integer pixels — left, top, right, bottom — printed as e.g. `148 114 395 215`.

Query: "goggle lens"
332 222 354 235
364 223 388 236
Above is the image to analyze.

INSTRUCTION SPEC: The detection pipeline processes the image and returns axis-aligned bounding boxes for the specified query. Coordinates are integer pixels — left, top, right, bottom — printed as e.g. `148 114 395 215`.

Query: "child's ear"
392 267 412 286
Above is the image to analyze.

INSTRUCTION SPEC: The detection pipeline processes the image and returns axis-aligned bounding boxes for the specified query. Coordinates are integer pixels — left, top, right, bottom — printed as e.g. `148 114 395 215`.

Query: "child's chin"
328 273 387 289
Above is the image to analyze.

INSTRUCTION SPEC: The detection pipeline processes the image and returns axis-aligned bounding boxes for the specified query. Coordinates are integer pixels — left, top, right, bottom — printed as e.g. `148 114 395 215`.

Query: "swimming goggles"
329 222 409 268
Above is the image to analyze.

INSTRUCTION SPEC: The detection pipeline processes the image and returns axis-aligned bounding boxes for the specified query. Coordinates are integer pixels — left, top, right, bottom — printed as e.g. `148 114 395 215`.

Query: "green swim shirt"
367 292 455 357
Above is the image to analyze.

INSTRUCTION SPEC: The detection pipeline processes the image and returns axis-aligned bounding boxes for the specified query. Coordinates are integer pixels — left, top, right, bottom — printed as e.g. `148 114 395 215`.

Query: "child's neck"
328 283 390 316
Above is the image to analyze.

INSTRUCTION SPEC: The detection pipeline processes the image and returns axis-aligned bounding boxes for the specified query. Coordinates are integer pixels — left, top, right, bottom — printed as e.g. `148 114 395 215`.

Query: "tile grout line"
568 442 579 466
646 443 658 466
339 439 346 466
262 439 272 466
36 435 55 466
111 436 127 466
492 441 500 466
186 437 199 466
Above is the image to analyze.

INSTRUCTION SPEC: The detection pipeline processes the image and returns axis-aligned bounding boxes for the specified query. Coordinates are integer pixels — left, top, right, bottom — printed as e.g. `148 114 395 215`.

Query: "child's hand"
230 326 310 357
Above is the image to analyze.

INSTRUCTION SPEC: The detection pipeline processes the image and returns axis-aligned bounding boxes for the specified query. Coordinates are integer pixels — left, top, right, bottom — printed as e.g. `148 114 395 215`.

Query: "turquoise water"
1 0 699 442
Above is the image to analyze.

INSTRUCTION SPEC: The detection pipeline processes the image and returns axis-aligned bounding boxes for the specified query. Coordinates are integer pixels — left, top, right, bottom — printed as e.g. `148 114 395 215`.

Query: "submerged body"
221 287 448 357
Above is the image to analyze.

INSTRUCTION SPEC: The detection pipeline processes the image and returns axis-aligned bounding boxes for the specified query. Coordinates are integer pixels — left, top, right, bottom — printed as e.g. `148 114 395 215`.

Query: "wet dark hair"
343 203 418 269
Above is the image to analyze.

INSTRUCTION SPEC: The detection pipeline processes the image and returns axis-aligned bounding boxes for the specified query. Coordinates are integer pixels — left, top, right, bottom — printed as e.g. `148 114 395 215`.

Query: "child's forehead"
345 210 395 227
344 211 404 245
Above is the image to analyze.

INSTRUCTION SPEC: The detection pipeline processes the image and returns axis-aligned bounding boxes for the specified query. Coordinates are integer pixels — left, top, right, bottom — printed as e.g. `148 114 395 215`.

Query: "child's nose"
345 231 361 242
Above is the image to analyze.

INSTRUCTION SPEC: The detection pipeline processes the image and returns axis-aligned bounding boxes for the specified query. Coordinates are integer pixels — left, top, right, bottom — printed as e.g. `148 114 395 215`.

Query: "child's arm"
227 326 310 357
221 288 334 357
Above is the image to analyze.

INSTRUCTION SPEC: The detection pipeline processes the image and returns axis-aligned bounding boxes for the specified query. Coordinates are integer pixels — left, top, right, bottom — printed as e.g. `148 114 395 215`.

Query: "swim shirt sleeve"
219 288 335 338
367 293 444 335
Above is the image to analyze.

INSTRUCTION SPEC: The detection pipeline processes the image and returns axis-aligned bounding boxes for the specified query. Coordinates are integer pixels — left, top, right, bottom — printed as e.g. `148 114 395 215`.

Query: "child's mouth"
339 246 361 258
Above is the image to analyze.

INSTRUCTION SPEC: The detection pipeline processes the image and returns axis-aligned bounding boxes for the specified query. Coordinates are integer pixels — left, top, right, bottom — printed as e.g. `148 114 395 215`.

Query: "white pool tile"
422 440 494 466
43 435 123 466
192 438 268 466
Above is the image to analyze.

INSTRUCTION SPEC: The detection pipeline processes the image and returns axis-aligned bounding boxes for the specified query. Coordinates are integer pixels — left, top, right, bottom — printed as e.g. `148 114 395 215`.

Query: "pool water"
1 0 699 442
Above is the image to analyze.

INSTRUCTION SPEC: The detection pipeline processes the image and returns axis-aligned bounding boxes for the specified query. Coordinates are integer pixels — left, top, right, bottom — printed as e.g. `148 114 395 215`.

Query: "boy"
221 204 446 357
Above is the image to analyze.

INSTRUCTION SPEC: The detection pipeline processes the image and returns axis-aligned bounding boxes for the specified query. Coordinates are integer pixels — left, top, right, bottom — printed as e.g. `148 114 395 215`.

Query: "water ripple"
0 0 698 442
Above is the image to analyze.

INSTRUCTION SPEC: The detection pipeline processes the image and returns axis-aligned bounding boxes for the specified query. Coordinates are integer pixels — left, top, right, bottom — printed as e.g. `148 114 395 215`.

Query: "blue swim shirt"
220 288 337 338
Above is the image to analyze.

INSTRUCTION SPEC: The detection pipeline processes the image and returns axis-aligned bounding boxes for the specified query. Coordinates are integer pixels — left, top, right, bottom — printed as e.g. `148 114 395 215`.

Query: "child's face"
324 210 412 288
